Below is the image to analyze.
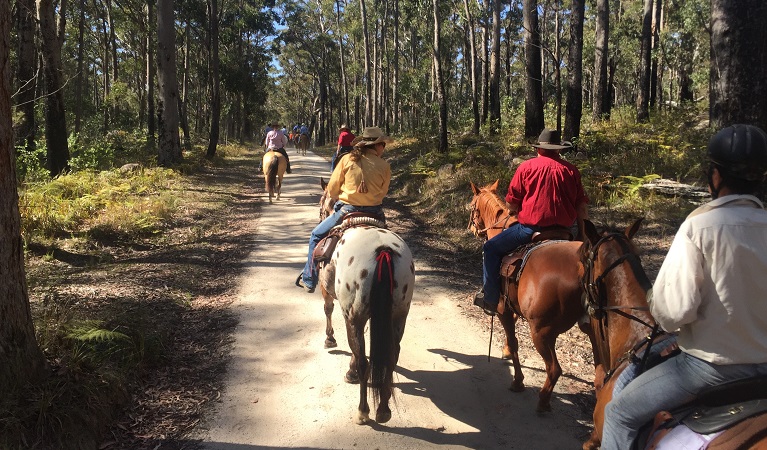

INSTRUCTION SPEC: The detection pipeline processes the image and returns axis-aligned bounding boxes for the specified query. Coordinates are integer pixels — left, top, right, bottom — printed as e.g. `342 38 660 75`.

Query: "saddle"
499 226 573 284
312 213 387 266
639 375 767 450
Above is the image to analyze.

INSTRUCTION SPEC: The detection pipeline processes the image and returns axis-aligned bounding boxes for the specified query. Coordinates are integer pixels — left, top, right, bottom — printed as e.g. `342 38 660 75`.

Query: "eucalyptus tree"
14 0 36 152
523 0 543 137
592 0 609 121
636 0 653 122
709 0 766 129
432 0 447 152
156 0 182 165
563 0 585 141
1 2 47 391
38 0 71 176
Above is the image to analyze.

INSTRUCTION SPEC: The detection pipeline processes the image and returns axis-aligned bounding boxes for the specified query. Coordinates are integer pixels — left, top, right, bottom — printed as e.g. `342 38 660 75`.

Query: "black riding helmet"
707 124 767 182
706 124 767 199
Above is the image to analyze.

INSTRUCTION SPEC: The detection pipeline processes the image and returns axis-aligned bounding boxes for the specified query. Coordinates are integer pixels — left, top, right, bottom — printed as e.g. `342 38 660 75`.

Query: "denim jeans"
330 147 353 172
301 201 384 289
481 222 534 306
601 351 767 450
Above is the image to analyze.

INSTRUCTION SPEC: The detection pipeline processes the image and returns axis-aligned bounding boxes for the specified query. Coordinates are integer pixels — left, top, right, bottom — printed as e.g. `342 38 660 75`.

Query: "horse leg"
578 319 601 370
345 319 370 424
497 310 525 392
529 327 561 413
322 292 337 348
374 313 407 424
276 175 282 200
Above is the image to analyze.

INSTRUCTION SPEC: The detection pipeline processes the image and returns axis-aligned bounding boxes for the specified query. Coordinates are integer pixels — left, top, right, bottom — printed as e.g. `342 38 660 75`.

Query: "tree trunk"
156 0 182 166
649 0 662 107
488 0 501 133
359 0 372 126
180 21 191 149
710 0 767 130
206 0 220 158
464 0 480 135
38 0 71 176
0 1 47 390
563 0 584 142
15 0 37 152
392 0 400 131
637 0 653 122
146 0 156 143
432 0 447 153
74 0 85 134
523 0 544 138
592 0 610 121
335 0 350 124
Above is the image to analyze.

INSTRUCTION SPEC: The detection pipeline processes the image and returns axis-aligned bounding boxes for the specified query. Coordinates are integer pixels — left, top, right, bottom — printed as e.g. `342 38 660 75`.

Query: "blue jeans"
601 351 767 450
481 222 534 306
301 201 384 289
330 147 353 172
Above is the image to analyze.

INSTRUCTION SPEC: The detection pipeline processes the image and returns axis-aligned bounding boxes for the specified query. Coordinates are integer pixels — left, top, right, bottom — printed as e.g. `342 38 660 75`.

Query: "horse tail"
369 247 395 405
266 156 279 192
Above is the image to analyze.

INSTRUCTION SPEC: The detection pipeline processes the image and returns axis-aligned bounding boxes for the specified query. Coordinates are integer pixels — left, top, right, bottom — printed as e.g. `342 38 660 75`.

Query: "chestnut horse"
297 133 309 156
315 181 415 425
262 150 286 203
580 220 767 450
468 180 598 412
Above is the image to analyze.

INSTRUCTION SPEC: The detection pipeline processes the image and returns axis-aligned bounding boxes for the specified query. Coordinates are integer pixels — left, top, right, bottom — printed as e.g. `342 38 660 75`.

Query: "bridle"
582 232 665 383
467 197 515 239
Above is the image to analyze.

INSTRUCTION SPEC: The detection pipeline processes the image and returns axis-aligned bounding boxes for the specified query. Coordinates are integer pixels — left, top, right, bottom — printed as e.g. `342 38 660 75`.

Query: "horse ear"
320 177 327 190
470 181 481 196
489 179 500 193
625 218 644 240
584 220 600 245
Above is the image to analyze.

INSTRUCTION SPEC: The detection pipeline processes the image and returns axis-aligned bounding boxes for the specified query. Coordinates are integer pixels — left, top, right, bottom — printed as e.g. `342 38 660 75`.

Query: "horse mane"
478 187 513 221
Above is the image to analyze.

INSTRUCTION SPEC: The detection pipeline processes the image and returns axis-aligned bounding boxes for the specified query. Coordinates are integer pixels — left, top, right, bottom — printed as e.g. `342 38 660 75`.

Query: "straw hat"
352 127 394 147
339 124 351 131
530 128 572 150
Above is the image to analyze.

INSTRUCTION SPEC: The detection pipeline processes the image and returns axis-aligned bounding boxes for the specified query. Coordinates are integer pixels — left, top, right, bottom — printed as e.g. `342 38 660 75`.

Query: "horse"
297 133 309 156
262 150 286 203
315 180 415 424
468 180 598 412
580 219 767 450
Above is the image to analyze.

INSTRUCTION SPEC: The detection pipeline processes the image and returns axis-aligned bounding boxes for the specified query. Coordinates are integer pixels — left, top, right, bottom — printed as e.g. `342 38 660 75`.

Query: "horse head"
468 180 516 240
318 178 334 222
579 219 663 449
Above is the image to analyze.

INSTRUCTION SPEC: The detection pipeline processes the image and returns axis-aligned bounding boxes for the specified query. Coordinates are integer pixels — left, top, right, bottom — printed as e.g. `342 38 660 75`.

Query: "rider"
264 122 291 174
296 126 392 293
600 124 767 450
331 124 356 172
473 128 589 315
300 123 309 137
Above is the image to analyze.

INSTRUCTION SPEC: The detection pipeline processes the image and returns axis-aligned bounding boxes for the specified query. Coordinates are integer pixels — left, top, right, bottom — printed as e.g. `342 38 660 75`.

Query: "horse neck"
478 192 515 239
599 250 655 367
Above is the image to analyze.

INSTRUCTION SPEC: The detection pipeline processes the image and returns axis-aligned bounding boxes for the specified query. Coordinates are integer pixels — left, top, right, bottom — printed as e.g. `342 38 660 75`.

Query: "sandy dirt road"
198 147 593 450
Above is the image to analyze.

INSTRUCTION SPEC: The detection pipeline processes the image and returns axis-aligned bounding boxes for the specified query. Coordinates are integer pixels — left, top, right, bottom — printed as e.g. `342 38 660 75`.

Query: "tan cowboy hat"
352 127 394 147
530 128 572 150
339 124 351 131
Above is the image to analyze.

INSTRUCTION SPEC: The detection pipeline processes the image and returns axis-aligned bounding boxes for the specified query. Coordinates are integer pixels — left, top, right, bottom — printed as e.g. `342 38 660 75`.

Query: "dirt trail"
197 148 593 449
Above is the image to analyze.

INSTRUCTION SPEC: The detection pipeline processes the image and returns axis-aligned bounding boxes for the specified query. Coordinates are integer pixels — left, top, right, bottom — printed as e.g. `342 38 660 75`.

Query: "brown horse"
297 133 309 156
468 180 598 412
262 150 286 203
580 220 767 450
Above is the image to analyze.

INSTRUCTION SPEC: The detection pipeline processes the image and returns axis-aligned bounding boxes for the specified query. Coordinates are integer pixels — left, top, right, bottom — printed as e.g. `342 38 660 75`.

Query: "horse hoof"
501 350 512 360
509 382 525 393
355 411 370 425
375 410 392 424
536 403 552 414
324 339 337 349
344 370 359 384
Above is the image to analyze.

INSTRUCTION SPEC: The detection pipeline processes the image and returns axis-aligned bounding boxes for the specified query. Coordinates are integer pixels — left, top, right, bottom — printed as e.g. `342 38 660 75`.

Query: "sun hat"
352 127 394 147
339 124 351 131
530 128 572 150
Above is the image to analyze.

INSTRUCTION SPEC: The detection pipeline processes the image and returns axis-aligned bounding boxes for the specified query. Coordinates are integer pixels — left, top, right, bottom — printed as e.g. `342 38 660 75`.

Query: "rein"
582 232 664 383
468 195 515 238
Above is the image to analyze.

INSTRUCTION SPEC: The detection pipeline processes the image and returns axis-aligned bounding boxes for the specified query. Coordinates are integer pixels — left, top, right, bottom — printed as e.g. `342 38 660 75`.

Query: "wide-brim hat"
352 126 394 147
339 124 351 131
530 128 572 150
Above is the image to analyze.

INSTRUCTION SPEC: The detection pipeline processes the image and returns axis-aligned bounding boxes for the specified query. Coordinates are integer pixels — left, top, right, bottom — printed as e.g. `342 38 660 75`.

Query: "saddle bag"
313 229 341 264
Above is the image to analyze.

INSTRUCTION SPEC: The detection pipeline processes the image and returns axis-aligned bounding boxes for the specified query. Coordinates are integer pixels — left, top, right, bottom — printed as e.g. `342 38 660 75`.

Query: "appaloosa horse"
262 150 286 203
580 219 767 450
468 180 598 412
315 181 415 425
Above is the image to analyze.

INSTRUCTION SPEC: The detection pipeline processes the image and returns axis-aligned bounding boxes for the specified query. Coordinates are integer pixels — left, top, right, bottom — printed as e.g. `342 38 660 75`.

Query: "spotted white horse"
316 182 415 425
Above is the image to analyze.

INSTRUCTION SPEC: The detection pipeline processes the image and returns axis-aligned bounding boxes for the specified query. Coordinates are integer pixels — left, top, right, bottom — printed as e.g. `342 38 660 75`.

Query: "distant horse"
297 133 309 156
315 180 415 425
262 150 286 203
468 180 598 412
580 220 767 450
